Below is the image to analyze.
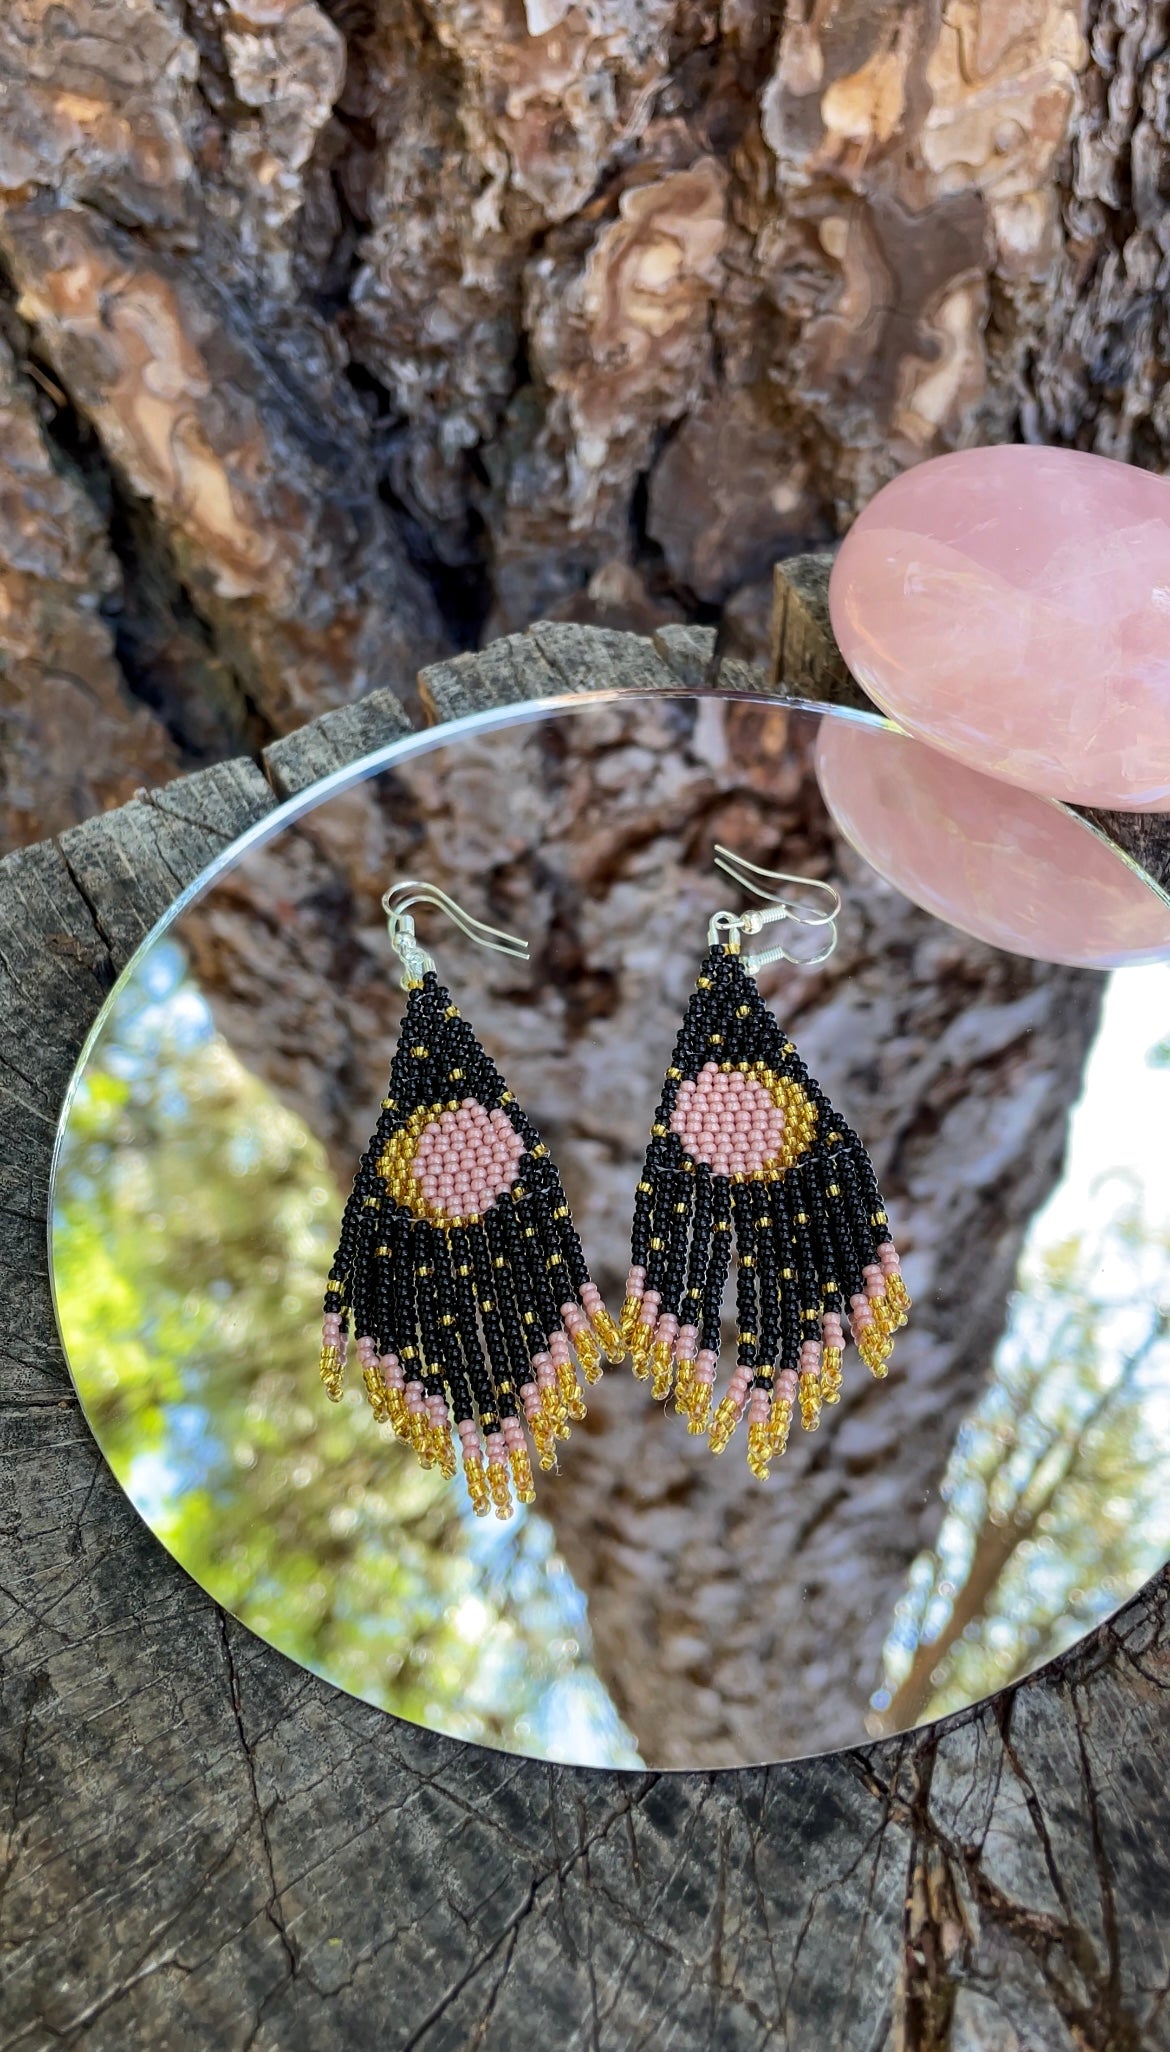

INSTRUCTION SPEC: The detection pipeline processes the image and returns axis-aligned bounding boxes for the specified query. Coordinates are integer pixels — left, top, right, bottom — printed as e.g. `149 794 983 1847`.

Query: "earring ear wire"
709 845 840 973
381 881 529 991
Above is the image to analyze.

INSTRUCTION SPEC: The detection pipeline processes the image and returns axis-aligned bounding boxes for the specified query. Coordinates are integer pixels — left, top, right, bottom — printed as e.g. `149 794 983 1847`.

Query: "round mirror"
50 690 1170 1770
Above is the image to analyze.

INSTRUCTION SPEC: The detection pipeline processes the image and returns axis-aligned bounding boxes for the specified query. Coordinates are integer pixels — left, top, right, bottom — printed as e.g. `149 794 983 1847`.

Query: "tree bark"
3 702 1170 2051
3 1 1170 2039
0 0 1167 857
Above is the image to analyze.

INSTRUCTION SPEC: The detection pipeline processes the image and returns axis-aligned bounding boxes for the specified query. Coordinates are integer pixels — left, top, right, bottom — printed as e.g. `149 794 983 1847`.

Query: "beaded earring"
620 847 910 1480
319 882 623 1519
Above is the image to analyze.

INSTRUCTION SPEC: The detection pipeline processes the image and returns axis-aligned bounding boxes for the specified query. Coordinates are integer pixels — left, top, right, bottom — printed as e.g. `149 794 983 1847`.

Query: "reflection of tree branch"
875 1311 1167 1735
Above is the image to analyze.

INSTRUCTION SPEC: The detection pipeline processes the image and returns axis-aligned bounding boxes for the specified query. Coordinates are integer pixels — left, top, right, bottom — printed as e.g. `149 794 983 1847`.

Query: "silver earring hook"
381 881 529 990
708 844 840 973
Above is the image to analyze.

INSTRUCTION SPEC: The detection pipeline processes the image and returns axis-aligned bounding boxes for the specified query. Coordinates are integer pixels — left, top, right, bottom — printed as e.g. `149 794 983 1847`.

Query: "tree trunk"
1 0 1168 849
4 1 1170 2038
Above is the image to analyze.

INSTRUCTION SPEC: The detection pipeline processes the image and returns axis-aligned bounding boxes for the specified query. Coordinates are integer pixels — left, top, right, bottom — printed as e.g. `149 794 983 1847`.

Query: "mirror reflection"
51 694 1170 1769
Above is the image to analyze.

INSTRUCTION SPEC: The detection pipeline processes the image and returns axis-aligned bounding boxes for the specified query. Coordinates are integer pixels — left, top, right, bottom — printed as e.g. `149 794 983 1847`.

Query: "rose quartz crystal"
829 446 1170 809
815 716 1170 969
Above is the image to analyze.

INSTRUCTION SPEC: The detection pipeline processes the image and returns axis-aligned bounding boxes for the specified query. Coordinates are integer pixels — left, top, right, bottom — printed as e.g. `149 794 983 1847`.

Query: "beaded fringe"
320 972 623 1518
621 943 910 1478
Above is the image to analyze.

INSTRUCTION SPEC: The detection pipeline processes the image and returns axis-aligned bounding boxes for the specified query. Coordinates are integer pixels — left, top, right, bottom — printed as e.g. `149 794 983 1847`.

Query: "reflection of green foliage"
53 943 641 1768
875 1202 1170 1732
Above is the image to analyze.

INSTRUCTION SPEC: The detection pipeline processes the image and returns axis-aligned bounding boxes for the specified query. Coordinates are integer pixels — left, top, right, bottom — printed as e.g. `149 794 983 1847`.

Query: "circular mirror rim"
47 681 1170 1774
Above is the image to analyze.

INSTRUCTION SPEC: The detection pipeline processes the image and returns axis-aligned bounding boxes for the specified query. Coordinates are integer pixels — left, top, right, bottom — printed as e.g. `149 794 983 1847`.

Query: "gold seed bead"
386 1390 411 1442
673 1357 696 1416
509 1444 536 1504
619 1295 643 1345
542 1385 570 1438
768 1396 793 1456
886 1273 912 1318
590 1304 626 1365
650 1339 675 1402
409 1411 436 1468
319 1344 343 1399
687 1383 713 1435
557 1358 588 1421
798 1371 822 1432
571 1324 603 1383
487 1461 513 1520
362 1365 389 1423
463 1454 490 1516
432 1423 457 1479
708 1394 741 1455
627 1309 651 1364
532 1414 557 1471
821 1348 844 1404
747 1422 772 1480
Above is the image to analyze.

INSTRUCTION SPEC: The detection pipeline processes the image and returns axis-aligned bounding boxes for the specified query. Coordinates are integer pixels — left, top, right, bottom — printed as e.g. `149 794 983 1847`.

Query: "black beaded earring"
619 847 910 1481
320 882 623 1519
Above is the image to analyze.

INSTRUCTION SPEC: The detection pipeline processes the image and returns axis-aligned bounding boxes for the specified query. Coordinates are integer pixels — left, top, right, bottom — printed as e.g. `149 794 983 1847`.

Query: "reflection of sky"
56 941 643 1771
874 963 1170 1721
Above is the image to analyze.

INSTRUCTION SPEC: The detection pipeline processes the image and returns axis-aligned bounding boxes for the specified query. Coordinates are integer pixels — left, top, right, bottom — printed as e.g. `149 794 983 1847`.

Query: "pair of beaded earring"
320 857 909 1518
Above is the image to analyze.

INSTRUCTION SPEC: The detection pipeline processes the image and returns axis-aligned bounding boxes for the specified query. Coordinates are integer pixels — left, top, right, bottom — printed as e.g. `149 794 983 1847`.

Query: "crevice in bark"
20 327 270 768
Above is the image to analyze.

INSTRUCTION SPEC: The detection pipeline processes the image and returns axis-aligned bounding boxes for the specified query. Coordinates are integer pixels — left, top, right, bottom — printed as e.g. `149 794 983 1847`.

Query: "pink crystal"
815 716 1170 969
829 446 1170 809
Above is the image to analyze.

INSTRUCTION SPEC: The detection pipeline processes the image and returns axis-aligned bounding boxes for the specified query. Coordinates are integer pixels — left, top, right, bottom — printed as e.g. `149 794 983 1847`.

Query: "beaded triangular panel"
621 944 910 1477
320 971 622 1517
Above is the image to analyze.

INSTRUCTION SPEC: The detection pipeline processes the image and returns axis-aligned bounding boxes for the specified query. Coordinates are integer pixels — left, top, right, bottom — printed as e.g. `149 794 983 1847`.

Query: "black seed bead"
483 1205 542 1381
771 1190 801 1372
503 1192 560 1346
657 1170 693 1318
457 1223 510 1402
682 1170 714 1325
731 1182 759 1368
755 1199 780 1383
699 1176 734 1354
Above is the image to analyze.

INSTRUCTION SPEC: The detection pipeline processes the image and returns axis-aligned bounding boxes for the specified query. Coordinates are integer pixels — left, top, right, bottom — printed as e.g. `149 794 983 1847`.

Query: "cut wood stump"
2 623 1169 2052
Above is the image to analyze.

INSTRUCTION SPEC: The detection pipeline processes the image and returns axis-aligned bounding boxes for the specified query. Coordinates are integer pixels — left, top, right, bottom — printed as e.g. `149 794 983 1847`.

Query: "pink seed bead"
484 1432 506 1462
405 1381 426 1413
749 1390 771 1423
580 1282 602 1314
381 1354 404 1388
426 1395 448 1426
777 1368 799 1398
695 1349 717 1385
